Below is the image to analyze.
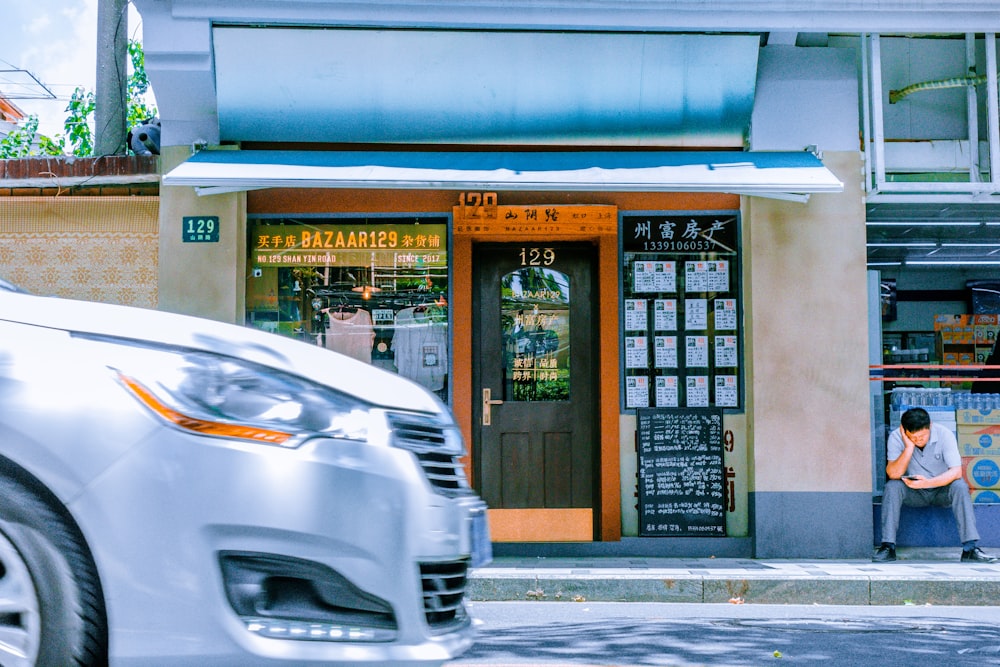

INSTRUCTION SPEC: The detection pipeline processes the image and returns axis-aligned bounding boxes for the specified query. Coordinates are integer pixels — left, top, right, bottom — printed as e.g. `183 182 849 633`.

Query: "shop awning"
212 29 760 147
163 150 843 202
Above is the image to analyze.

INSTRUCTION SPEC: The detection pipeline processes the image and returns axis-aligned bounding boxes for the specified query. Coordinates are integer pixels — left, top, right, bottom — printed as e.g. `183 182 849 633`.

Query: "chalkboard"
636 407 726 537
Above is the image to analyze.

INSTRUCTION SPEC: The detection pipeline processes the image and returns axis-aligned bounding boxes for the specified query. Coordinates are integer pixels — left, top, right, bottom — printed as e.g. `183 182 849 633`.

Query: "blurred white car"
0 279 489 666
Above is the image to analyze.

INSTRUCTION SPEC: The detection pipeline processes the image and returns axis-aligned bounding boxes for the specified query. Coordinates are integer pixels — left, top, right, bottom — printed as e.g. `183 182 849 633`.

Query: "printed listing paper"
655 375 679 407
714 335 738 367
654 335 678 368
626 375 650 408
686 375 710 407
714 298 737 330
624 299 648 331
633 261 676 293
653 299 677 331
685 335 709 367
625 336 649 369
715 375 739 407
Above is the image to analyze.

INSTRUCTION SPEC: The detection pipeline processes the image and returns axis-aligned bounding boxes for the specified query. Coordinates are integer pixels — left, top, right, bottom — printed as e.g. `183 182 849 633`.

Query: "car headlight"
108 344 374 448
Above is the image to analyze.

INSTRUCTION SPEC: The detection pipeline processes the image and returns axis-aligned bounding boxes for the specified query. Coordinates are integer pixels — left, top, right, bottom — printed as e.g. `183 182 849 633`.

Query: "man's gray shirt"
887 422 961 478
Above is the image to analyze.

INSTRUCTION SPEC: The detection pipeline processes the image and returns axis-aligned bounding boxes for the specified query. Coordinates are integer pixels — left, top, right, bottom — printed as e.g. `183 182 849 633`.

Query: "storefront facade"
136 1 1000 558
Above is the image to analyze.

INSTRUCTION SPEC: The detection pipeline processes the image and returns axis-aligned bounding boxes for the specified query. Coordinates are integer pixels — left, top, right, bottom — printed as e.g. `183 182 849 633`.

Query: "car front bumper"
71 413 487 666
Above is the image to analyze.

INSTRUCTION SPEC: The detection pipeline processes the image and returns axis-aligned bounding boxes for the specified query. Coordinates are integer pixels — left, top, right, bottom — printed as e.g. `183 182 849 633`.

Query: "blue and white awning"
164 149 843 202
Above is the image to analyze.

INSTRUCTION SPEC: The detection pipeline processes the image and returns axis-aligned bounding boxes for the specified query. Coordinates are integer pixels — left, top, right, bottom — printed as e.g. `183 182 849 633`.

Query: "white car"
0 279 489 666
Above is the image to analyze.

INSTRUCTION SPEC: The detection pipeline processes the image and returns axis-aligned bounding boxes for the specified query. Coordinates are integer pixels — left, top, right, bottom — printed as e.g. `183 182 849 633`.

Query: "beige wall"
0 196 159 307
158 145 246 323
743 151 871 494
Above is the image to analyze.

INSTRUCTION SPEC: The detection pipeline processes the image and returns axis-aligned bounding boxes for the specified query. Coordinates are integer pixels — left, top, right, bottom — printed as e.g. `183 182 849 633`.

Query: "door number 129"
519 247 556 266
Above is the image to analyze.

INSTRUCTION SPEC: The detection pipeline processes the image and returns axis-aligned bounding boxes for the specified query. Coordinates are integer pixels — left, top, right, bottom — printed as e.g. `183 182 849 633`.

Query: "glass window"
620 212 743 410
501 267 570 401
246 217 450 400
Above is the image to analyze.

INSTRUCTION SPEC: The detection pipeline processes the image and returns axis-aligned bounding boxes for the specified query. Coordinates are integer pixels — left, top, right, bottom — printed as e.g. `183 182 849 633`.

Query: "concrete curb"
468 553 1000 606
469 575 1000 605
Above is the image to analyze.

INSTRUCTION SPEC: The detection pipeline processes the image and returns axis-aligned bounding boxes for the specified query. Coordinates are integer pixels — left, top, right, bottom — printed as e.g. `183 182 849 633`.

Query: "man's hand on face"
901 426 930 450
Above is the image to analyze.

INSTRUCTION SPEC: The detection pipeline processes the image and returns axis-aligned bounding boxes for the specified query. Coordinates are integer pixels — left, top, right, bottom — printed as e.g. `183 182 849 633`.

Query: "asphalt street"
448 601 1000 666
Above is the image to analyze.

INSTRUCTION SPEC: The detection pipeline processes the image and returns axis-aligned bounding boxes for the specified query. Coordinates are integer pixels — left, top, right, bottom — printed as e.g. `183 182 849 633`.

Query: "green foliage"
64 87 96 157
126 40 157 130
0 39 157 159
0 115 64 158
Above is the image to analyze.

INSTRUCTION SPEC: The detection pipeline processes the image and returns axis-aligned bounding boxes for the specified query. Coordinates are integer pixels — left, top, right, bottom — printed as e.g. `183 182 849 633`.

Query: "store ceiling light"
906 260 1000 266
865 221 982 226
866 242 937 247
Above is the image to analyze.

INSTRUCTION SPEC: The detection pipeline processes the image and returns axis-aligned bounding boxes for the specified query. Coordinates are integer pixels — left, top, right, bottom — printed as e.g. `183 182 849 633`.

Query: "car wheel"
0 472 108 666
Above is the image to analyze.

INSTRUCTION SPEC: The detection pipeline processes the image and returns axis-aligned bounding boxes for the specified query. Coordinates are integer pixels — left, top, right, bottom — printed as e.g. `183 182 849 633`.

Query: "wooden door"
472 243 597 536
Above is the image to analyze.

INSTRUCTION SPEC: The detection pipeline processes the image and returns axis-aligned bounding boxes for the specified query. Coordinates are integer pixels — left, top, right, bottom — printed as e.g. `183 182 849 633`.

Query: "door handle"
482 388 504 426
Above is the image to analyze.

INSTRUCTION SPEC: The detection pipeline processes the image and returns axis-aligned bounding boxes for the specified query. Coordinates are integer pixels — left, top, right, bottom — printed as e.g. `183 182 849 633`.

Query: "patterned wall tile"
0 197 159 308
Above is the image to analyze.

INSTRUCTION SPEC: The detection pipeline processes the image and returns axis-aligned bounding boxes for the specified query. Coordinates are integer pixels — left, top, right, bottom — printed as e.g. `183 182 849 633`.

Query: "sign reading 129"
519 247 556 266
182 216 220 243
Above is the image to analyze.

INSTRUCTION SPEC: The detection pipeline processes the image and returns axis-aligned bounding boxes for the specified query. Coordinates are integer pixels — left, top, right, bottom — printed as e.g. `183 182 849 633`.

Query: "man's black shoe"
960 547 999 563
872 544 896 562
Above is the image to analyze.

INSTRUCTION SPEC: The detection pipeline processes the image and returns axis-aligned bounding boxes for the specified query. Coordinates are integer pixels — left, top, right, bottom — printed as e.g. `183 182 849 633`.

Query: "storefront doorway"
472 242 598 540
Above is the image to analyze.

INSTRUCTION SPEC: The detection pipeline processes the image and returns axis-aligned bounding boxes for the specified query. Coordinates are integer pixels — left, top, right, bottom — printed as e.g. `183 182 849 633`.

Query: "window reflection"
246 219 450 401
501 267 570 401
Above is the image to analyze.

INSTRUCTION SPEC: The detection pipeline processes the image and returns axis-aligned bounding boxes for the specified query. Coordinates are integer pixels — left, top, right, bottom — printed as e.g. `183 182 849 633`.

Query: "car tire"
0 472 108 666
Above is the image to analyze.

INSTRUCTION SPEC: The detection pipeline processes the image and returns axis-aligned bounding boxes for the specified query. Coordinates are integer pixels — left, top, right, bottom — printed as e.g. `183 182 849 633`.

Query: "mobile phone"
902 475 918 480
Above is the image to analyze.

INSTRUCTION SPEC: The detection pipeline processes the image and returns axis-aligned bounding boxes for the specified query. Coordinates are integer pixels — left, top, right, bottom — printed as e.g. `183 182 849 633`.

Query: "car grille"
418 560 469 631
387 413 475 497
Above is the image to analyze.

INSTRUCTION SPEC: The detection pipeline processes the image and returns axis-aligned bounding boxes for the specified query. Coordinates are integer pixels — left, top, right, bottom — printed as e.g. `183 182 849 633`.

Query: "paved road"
447 601 1000 666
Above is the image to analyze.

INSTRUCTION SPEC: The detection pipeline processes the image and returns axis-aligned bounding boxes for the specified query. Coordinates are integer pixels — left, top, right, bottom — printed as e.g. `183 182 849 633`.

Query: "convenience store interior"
868 202 1000 503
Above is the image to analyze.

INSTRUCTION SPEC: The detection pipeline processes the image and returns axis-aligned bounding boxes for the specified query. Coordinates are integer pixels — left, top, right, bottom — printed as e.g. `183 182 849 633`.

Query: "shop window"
620 211 743 411
246 216 450 401
501 266 570 402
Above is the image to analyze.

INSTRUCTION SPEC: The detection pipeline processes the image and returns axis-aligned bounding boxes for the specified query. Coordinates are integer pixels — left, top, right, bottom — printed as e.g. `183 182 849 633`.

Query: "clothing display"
244 226 450 400
392 306 449 391
324 307 376 363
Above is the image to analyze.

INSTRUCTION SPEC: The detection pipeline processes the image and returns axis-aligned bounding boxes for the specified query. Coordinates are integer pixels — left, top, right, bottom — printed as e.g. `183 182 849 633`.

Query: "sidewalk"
467 548 1000 606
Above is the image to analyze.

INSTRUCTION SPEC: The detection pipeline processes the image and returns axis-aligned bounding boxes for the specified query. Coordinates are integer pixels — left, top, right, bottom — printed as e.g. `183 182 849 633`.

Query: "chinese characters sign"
454 202 616 236
182 216 219 243
622 214 737 253
250 222 447 268
621 212 742 411
637 408 726 537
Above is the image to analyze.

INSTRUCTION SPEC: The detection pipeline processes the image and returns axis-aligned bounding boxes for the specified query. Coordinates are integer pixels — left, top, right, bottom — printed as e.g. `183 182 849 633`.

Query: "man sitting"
874 407 998 563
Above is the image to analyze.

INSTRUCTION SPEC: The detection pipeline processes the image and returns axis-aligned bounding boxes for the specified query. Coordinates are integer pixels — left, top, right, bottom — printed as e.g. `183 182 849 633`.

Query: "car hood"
0 290 444 415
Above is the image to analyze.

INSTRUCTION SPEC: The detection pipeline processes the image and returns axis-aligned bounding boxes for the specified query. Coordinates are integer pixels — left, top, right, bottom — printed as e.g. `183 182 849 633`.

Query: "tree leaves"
0 40 157 158
64 87 96 157
0 115 63 157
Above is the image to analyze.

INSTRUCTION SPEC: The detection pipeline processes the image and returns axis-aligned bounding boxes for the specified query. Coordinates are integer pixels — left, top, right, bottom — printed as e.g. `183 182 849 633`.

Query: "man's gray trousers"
880 478 979 545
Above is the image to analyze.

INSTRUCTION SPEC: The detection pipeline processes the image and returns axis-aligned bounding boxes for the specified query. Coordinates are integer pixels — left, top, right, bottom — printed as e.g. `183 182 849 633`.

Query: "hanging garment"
392 306 449 391
325 307 376 363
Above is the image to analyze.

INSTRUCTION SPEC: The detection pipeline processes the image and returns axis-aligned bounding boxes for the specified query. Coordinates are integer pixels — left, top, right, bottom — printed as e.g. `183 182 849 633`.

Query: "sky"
0 0 147 140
